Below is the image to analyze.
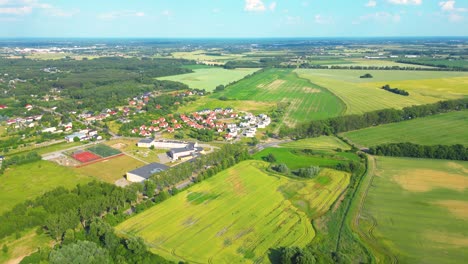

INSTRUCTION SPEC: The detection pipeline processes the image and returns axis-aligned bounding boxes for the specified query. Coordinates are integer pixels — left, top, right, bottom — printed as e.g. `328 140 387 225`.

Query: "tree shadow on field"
268 247 283 264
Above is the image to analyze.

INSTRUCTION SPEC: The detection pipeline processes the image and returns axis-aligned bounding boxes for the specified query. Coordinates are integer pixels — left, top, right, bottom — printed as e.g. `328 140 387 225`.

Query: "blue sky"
0 0 467 37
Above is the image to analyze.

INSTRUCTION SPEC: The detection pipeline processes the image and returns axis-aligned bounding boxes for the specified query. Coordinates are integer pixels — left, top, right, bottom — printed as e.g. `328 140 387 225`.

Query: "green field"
0 161 91 214
177 97 275 115
216 68 345 126
253 147 358 169
117 161 350 263
280 136 351 151
0 229 52 264
342 111 468 147
74 154 145 183
296 69 468 115
87 144 121 157
158 67 259 91
358 157 468 263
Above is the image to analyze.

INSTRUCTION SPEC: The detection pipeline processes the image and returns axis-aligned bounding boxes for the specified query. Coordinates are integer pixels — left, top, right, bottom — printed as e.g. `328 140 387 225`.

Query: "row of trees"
150 144 250 189
0 181 137 241
381 84 409 96
368 143 468 161
295 63 468 72
0 151 41 174
281 98 468 139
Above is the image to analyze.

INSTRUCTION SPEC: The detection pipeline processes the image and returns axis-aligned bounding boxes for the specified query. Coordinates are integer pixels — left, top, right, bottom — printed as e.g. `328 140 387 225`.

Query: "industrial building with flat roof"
126 162 169 183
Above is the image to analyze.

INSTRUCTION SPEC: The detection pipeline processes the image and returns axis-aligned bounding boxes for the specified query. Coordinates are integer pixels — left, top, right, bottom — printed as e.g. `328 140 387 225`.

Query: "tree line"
281 98 468 139
293 64 468 72
381 84 409 96
368 143 467 161
0 152 41 174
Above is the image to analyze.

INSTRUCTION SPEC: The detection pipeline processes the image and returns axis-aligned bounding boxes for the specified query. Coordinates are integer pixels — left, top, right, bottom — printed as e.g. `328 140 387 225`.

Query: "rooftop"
128 163 169 179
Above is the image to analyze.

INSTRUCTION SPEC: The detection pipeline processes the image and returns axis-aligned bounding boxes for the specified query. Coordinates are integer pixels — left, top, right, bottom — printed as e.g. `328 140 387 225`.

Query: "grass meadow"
296 69 468 115
158 67 259 91
342 111 468 147
74 154 145 183
117 161 349 263
0 161 91 214
0 229 52 264
280 136 351 151
216 68 345 126
358 157 468 263
176 97 275 115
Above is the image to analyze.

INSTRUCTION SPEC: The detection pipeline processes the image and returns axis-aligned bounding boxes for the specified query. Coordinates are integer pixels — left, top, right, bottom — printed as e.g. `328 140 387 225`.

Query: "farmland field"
296 69 468 114
176 97 275 115
74 154 145 183
358 157 468 263
117 160 350 263
342 111 468 147
0 229 52 264
158 67 259 91
216 68 345 126
253 147 359 169
280 136 351 151
0 161 91 214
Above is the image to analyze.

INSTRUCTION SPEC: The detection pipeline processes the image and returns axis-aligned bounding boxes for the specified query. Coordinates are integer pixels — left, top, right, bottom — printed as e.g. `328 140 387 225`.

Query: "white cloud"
0 6 31 15
269 2 276 11
439 1 467 12
387 0 422 5
98 10 146 20
448 13 463 21
245 0 265 12
355 12 401 23
366 0 377 7
314 14 334 24
0 0 77 17
285 15 302 25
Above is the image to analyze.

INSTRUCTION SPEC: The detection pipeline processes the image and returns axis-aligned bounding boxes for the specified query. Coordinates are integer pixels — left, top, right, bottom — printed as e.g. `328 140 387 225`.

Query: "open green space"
0 161 91 214
74 154 145 183
158 67 259 92
280 136 351 151
216 68 345 126
176 97 275 115
0 229 52 264
342 111 468 147
253 147 358 169
117 160 349 263
296 69 468 115
358 157 468 263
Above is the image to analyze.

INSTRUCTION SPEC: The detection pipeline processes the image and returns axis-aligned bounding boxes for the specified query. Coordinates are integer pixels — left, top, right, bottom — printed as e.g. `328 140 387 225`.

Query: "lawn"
158 67 259 92
117 160 349 263
342 111 468 147
74 154 145 183
296 69 468 115
0 161 91 214
104 139 167 164
358 157 468 263
86 144 121 157
216 68 345 126
280 136 351 151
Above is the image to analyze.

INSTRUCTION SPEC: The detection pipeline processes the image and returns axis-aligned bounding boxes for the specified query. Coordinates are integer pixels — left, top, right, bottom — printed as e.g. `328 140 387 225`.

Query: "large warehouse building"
126 163 169 183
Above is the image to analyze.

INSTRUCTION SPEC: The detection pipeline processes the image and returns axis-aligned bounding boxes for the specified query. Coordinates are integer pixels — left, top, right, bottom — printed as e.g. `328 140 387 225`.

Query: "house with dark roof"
137 138 154 148
126 163 169 183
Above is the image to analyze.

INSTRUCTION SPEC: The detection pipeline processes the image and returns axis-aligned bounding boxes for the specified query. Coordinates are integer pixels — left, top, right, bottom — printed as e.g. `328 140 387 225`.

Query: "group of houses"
64 128 102 142
225 113 271 140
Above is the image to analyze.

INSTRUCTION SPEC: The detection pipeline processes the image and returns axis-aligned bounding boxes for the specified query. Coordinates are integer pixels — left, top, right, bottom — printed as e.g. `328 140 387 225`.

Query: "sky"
0 0 467 38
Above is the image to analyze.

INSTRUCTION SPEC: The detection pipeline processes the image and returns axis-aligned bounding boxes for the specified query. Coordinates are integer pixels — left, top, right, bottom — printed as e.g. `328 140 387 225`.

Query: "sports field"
216 68 345 126
296 69 468 115
358 157 468 263
117 161 350 263
158 67 259 91
342 111 468 147
87 144 121 157
71 151 101 163
74 154 145 183
0 161 91 214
